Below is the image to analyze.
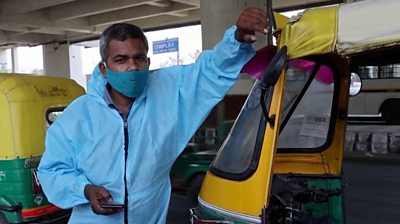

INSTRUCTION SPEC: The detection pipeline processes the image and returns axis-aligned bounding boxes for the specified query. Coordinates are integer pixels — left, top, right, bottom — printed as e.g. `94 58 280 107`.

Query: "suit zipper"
123 118 129 224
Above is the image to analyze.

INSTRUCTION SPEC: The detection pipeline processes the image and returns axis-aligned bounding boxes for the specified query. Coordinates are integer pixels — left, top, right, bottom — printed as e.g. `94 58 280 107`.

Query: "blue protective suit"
37 26 255 224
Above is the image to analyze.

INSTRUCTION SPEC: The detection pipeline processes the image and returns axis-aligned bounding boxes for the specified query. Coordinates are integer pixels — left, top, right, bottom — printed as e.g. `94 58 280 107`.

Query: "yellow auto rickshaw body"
0 74 84 223
0 74 84 159
192 0 400 223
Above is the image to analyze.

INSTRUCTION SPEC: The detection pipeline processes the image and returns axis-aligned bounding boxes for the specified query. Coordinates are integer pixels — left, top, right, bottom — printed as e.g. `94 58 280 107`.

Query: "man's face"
100 37 149 74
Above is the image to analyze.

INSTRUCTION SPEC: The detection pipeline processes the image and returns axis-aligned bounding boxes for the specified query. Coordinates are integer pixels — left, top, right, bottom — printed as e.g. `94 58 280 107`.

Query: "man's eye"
115 58 125 63
136 56 147 63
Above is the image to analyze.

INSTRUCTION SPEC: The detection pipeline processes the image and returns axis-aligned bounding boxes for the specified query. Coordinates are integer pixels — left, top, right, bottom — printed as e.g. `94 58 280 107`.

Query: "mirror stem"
260 85 275 128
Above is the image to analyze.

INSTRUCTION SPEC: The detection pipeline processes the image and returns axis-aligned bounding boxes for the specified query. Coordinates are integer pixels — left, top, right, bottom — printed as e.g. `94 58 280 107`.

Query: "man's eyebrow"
112 54 128 59
132 52 147 57
113 53 146 58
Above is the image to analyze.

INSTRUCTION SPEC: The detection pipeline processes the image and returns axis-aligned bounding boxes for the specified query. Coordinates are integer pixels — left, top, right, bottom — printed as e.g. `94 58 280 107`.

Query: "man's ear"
147 57 151 67
99 63 107 78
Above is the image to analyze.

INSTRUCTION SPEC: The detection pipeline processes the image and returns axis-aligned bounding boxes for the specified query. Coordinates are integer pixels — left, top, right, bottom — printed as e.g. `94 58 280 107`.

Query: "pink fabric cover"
242 45 275 80
242 46 333 85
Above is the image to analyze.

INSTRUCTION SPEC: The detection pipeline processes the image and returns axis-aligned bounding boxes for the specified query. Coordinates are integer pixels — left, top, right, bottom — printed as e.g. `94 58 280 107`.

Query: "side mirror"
259 46 288 128
349 72 362 96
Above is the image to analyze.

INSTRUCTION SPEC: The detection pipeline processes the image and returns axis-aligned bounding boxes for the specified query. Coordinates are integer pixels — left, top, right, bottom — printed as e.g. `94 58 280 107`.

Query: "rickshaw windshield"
210 59 335 179
278 60 335 151
210 81 266 179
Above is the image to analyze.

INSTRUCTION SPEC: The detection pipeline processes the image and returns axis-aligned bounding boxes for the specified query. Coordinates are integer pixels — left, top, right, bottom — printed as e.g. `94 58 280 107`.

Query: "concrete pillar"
11 48 18 73
201 0 266 96
43 42 86 89
43 43 70 78
201 0 267 142
200 0 266 50
0 49 9 72
69 45 86 90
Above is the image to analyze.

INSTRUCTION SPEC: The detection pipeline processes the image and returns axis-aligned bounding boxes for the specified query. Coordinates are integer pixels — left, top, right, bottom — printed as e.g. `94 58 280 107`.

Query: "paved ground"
57 154 400 224
167 192 192 224
167 159 400 224
343 158 400 224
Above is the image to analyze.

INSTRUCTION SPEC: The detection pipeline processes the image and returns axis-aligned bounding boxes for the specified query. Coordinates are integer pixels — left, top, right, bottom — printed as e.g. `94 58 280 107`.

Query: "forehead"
108 38 147 57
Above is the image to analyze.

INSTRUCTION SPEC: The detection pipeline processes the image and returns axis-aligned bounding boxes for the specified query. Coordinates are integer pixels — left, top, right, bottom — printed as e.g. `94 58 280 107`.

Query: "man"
38 7 268 224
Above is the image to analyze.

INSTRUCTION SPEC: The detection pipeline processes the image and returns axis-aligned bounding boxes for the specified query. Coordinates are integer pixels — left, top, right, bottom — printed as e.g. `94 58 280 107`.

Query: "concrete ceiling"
0 0 201 48
0 0 343 48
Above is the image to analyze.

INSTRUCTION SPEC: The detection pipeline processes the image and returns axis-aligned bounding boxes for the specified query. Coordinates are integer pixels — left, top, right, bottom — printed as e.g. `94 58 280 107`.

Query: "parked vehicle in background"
190 1 400 223
0 74 84 223
348 64 400 124
170 143 218 204
170 120 234 205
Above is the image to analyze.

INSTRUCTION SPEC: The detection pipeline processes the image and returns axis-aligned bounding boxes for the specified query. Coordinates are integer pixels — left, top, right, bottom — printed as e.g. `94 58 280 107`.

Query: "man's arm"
194 7 268 82
37 122 91 209
182 7 268 90
38 106 126 215
168 7 268 156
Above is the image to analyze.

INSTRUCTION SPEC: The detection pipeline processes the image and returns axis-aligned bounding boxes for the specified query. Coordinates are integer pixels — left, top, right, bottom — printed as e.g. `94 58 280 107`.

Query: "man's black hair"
99 23 149 62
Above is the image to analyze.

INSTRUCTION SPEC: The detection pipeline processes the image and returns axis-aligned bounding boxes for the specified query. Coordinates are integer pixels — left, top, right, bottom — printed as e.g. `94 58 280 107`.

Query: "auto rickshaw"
0 74 84 223
190 0 400 223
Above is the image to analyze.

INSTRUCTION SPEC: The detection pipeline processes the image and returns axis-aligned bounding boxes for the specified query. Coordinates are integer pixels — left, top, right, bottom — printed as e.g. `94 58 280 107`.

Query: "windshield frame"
277 58 339 153
209 57 340 181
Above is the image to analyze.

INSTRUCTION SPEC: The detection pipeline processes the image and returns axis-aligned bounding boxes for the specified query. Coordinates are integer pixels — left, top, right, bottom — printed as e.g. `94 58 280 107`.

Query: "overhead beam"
12 28 67 36
167 11 190 17
0 33 61 46
146 0 171 7
87 2 198 26
170 0 200 7
96 9 200 31
34 28 67 35
0 24 67 36
0 0 76 15
0 30 102 47
47 0 151 21
0 12 97 34
0 24 33 33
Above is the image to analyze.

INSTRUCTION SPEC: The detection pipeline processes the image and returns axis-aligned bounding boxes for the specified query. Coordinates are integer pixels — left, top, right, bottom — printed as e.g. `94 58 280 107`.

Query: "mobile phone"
100 203 125 209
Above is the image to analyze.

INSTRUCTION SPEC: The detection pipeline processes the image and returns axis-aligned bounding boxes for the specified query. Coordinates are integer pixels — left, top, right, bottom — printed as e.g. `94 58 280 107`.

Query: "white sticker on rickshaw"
300 114 330 139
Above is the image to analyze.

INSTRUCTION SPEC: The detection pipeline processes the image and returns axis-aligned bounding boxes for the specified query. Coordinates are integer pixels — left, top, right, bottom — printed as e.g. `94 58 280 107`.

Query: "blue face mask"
106 67 149 98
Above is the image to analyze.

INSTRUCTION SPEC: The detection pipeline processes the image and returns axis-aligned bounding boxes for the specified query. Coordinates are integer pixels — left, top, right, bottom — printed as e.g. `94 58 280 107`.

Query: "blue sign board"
152 38 179 54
